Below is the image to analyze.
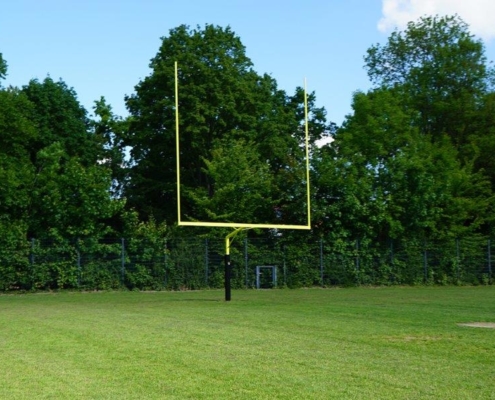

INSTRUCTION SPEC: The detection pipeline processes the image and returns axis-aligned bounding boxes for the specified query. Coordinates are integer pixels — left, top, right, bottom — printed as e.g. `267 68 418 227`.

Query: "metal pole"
225 235 232 301
224 228 246 301
244 238 248 289
30 238 35 290
320 239 324 286
205 239 209 286
488 239 492 279
355 239 360 284
175 61 182 224
225 255 231 302
283 245 287 286
456 238 460 281
76 238 81 287
121 238 125 286
164 239 168 288
390 239 394 265
304 78 311 228
423 241 428 283
390 239 394 284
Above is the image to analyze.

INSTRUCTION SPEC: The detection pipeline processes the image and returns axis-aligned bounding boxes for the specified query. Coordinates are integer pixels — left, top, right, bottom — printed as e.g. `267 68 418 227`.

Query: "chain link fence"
0 236 492 291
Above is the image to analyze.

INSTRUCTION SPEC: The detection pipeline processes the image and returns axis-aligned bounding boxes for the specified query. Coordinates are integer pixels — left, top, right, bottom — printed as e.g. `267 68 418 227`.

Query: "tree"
6 77 124 239
22 77 100 166
331 87 493 242
187 137 275 224
123 24 328 226
359 14 495 239
365 15 493 150
91 97 128 198
467 92 495 193
28 142 124 239
0 88 37 229
0 53 7 83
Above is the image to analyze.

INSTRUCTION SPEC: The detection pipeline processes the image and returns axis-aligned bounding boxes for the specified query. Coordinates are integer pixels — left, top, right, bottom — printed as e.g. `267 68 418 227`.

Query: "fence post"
76 238 81 287
121 238 125 286
355 239 360 284
283 245 287 286
488 239 492 280
423 240 428 283
164 239 168 288
30 238 35 289
456 238 460 281
244 238 248 289
205 239 209 286
389 239 394 284
320 239 324 286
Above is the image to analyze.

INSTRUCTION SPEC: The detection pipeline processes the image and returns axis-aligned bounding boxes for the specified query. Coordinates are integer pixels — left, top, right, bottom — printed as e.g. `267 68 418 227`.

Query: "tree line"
1 15 494 290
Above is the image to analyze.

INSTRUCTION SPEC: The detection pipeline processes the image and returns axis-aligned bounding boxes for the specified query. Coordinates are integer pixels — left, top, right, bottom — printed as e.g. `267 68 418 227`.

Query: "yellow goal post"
174 61 312 300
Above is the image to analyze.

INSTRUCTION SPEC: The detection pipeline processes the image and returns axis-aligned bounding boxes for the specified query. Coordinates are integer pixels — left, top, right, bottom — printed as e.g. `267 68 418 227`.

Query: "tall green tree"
0 59 133 244
123 24 327 226
331 86 493 242
365 15 493 150
22 77 100 166
0 88 37 229
28 142 123 238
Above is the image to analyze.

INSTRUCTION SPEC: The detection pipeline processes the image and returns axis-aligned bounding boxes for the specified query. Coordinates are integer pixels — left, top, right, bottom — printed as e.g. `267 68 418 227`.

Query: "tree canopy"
365 15 494 150
324 15 495 242
123 24 328 226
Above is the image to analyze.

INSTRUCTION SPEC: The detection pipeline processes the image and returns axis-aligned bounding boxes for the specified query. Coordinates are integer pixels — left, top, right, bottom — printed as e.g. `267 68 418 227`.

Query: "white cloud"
378 0 495 42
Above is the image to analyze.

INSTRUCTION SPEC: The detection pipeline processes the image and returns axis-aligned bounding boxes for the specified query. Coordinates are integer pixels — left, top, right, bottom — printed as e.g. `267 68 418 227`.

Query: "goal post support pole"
224 227 247 301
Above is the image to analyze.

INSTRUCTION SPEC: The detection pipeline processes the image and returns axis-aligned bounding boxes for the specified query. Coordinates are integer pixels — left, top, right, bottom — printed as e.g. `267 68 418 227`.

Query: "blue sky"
1 0 494 127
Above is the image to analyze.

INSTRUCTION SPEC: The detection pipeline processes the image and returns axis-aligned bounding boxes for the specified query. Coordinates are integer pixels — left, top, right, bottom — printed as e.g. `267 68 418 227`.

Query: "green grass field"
1 287 494 399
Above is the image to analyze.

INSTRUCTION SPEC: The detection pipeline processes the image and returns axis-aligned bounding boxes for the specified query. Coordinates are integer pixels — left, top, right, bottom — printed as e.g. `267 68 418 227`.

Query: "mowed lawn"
0 287 494 399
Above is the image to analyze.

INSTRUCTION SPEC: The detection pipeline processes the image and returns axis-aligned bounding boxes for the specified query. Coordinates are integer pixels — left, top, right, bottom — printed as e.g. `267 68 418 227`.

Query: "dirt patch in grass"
457 322 495 329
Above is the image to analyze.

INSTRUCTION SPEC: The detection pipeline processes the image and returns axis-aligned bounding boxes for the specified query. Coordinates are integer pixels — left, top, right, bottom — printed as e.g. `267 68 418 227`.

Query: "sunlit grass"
1 287 494 399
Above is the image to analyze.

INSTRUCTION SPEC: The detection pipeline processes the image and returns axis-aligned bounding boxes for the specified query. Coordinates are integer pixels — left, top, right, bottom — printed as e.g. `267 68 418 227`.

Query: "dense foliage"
0 17 494 290
123 24 327 225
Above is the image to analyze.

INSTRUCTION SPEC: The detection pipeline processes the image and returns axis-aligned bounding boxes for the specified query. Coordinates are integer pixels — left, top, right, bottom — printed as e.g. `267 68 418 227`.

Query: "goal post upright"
175 61 182 225
304 78 311 227
174 61 311 300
